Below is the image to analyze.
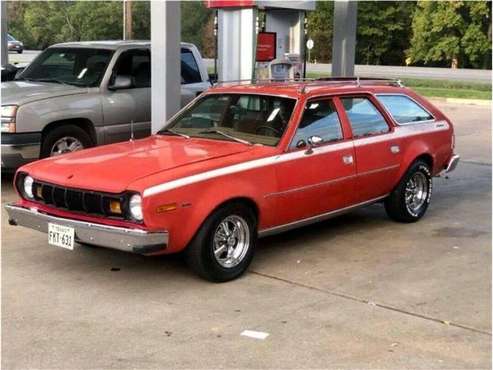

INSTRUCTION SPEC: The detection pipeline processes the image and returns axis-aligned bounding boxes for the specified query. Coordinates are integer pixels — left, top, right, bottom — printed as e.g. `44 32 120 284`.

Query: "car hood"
21 135 251 193
1 80 87 105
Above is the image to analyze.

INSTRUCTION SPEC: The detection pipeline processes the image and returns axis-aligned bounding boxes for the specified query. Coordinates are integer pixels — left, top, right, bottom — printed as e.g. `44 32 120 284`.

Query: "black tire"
40 124 93 158
385 160 432 223
17 50 23 54
185 202 257 282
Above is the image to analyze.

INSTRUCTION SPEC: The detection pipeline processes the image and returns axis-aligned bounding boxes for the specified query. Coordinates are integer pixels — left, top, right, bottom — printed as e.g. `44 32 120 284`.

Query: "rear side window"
341 97 389 138
377 95 433 124
181 48 202 84
291 99 343 148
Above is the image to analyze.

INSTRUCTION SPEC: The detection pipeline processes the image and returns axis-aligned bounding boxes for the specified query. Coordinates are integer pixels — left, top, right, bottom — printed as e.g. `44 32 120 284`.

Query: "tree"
181 1 212 53
408 0 492 68
307 1 333 63
356 1 415 66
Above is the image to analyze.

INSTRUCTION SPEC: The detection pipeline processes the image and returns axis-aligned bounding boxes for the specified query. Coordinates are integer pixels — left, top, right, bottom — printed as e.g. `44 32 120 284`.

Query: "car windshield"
18 47 113 87
7 34 15 42
161 94 297 146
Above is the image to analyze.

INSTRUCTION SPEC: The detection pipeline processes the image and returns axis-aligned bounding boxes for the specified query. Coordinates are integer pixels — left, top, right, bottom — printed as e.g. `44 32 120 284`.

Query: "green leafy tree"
408 0 492 68
356 1 415 65
181 1 212 53
307 1 333 63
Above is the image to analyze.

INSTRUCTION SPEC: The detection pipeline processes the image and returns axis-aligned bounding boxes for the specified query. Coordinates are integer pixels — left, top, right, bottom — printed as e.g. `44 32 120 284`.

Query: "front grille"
31 181 126 219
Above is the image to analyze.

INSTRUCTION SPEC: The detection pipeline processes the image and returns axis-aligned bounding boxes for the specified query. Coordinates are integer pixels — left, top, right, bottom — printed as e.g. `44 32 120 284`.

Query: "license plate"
48 223 75 250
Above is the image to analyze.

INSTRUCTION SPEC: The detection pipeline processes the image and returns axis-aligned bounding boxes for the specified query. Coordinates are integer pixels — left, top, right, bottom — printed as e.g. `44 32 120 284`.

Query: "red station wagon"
6 78 460 281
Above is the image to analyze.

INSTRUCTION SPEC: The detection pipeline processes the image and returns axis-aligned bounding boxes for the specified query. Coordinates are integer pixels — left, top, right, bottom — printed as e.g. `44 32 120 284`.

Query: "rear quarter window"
377 95 434 124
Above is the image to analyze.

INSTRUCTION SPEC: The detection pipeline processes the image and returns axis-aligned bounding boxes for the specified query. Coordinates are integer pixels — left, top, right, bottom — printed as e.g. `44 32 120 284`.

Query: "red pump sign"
256 32 276 62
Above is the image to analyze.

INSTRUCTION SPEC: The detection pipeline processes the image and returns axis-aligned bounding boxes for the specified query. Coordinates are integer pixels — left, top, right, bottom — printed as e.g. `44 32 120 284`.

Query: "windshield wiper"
198 129 252 145
35 78 71 86
159 128 190 139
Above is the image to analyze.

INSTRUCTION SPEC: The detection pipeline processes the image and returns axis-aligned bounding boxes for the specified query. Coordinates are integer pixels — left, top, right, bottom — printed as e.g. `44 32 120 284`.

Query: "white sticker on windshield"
267 107 280 122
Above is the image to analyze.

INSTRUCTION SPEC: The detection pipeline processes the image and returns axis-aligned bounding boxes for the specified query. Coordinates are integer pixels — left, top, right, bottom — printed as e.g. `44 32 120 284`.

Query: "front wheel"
41 125 93 158
385 160 432 223
185 202 257 282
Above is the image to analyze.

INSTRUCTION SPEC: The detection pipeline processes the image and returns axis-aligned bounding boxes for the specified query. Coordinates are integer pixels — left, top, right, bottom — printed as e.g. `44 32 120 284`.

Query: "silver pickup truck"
1 40 211 169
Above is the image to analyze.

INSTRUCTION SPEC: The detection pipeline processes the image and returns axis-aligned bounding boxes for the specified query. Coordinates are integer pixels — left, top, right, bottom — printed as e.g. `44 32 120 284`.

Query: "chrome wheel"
404 172 429 214
213 215 250 268
50 136 84 156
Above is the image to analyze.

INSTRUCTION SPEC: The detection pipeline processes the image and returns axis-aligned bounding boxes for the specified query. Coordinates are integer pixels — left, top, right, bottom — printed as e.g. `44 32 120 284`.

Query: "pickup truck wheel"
41 125 93 158
186 203 257 282
385 160 432 223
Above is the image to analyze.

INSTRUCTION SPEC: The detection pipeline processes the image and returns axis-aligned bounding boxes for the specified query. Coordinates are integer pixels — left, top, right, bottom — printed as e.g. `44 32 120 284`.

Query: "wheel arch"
41 118 97 145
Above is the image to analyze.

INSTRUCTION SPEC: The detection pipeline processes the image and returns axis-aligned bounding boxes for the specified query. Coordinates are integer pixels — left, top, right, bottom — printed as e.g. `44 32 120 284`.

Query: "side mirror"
208 73 218 84
109 75 132 90
308 135 323 146
305 135 323 155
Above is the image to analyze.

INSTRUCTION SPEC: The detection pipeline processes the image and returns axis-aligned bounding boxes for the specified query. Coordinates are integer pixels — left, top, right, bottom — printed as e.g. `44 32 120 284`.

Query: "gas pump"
206 1 314 82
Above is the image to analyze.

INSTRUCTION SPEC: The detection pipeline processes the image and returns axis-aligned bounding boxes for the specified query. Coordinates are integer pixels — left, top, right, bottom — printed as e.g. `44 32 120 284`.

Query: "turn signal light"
156 203 177 213
35 184 43 199
109 200 122 214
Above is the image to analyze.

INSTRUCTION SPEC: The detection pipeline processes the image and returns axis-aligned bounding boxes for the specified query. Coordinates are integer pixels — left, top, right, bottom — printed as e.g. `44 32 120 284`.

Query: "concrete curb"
430 97 491 106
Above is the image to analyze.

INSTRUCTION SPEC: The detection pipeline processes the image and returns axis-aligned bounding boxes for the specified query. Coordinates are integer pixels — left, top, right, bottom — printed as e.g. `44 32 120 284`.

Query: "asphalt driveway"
1 101 491 369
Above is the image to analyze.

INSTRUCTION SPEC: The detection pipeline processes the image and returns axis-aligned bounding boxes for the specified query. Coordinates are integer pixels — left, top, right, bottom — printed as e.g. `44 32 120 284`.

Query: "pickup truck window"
163 94 296 146
290 99 343 148
112 49 150 88
377 95 434 124
341 97 389 138
19 47 113 87
181 48 202 84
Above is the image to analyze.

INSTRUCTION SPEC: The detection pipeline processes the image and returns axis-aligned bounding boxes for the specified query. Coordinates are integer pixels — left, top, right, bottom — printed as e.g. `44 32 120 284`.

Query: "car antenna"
130 120 134 141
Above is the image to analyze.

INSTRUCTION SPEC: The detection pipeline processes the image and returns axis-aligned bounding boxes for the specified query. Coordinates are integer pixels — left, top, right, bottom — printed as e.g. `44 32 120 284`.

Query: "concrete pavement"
1 102 491 369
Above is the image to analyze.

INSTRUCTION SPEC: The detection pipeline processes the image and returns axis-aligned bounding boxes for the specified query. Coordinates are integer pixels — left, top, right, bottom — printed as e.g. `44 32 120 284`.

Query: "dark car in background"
8 34 24 54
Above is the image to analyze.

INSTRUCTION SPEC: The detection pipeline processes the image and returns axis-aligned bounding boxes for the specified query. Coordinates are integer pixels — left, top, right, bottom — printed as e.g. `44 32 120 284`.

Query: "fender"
141 165 278 254
398 139 434 181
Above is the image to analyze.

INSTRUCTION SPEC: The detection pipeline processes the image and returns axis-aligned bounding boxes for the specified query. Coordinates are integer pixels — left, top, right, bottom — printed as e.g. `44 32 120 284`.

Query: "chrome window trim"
376 93 436 126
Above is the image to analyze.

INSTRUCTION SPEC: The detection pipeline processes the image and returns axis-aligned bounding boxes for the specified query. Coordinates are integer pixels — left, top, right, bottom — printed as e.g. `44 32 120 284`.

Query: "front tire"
385 160 432 223
185 202 257 282
41 125 93 158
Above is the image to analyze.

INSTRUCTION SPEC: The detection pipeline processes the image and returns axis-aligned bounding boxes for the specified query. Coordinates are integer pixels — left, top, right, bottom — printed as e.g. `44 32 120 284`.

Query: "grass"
304 72 491 100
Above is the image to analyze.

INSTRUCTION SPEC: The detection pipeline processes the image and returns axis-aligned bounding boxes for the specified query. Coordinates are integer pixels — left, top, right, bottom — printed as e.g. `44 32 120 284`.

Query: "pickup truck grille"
31 181 125 219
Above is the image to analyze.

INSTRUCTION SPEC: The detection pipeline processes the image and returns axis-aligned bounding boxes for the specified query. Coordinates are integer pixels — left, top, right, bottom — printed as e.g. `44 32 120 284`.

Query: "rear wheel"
41 125 93 158
185 202 257 282
385 160 432 223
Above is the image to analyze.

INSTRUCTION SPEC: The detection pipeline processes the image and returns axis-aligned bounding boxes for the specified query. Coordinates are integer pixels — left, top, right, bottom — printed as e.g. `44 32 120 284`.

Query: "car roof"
207 78 409 99
49 40 196 50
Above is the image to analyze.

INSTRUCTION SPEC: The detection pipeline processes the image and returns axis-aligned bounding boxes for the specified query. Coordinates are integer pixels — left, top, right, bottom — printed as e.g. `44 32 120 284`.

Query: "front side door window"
290 99 343 148
111 49 150 89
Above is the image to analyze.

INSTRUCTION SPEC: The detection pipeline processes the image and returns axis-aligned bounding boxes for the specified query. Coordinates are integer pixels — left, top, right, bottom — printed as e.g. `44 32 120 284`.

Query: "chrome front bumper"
5 204 168 254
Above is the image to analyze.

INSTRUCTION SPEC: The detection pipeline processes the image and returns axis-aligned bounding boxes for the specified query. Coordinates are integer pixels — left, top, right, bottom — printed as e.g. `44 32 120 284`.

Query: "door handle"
390 145 400 154
342 155 354 165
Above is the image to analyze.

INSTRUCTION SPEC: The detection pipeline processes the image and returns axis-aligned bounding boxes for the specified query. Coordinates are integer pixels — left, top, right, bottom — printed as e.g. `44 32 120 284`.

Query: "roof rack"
211 78 315 87
299 77 404 92
211 76 405 92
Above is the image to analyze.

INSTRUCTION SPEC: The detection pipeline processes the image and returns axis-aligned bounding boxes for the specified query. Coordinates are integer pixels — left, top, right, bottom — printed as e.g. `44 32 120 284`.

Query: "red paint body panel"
14 82 455 255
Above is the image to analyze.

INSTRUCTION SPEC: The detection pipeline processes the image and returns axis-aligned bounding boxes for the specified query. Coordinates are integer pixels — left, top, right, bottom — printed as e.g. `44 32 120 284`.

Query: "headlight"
1 105 17 133
129 194 143 221
23 175 34 199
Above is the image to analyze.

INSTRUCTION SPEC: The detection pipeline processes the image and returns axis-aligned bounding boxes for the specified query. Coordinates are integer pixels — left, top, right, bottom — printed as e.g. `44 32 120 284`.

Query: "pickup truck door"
101 48 151 144
272 98 357 226
338 95 402 203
